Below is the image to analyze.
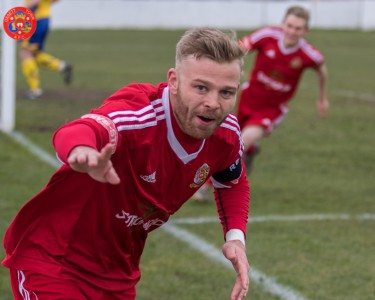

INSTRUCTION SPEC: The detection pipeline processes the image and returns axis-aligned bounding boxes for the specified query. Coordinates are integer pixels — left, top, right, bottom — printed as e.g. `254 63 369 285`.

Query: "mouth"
197 115 215 124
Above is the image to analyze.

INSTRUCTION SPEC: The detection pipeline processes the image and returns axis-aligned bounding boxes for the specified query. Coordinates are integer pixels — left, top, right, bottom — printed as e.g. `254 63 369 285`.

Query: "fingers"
67 144 120 184
223 241 250 299
68 152 91 172
102 159 120 185
231 276 248 300
67 146 96 168
99 143 115 163
105 167 121 185
97 144 120 184
85 151 98 167
235 250 249 293
238 262 249 290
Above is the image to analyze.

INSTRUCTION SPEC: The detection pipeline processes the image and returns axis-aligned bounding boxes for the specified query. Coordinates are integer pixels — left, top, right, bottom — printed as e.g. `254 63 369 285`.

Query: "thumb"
105 166 121 185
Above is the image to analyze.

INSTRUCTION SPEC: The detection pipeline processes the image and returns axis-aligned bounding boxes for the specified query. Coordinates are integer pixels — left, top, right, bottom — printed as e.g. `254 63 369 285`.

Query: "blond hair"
175 27 246 68
284 6 310 28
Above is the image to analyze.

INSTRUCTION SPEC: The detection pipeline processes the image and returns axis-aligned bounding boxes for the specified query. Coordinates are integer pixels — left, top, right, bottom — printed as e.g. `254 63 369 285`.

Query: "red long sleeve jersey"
2 83 250 291
240 26 324 107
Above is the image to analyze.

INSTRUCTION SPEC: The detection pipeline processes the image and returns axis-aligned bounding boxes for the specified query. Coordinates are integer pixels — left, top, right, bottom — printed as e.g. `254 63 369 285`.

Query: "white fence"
50 0 375 30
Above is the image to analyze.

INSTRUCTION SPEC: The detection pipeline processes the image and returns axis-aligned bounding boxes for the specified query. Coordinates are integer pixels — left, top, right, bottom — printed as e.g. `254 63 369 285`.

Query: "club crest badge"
290 57 303 69
3 7 36 40
189 163 210 188
266 49 276 59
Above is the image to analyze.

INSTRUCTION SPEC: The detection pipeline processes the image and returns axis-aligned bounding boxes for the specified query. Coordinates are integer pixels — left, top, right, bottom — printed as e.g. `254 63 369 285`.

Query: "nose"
203 93 220 110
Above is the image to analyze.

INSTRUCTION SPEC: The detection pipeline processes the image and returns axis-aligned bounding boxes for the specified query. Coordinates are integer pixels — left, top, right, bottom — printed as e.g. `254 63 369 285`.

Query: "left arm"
315 63 329 118
212 159 250 299
222 240 250 300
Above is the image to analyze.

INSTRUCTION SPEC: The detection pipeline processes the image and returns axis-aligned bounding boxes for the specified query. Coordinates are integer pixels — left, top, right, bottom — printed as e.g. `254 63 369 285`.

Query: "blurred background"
51 0 375 30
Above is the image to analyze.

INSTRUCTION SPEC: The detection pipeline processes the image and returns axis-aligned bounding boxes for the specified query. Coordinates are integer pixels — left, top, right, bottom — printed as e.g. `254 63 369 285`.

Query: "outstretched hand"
222 240 250 300
67 143 120 185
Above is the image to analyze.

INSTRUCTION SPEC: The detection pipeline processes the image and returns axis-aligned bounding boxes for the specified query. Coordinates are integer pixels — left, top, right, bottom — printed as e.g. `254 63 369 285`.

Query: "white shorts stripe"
272 105 289 129
16 270 39 300
17 270 30 300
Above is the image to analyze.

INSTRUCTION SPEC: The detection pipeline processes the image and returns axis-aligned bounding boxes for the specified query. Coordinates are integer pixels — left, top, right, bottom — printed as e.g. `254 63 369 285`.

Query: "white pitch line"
299 85 375 103
334 89 375 103
8 131 61 168
171 213 375 225
163 223 307 300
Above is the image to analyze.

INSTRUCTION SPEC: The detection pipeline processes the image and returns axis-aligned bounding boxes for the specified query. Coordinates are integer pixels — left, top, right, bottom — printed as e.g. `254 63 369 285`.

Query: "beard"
173 89 222 140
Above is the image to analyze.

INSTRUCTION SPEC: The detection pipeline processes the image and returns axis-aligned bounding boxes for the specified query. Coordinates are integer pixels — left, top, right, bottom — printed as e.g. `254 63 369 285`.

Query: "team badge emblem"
189 163 210 188
266 49 276 59
290 57 302 69
3 7 36 40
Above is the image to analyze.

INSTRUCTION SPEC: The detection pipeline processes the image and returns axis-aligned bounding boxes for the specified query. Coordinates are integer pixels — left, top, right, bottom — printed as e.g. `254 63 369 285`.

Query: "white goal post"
0 0 17 133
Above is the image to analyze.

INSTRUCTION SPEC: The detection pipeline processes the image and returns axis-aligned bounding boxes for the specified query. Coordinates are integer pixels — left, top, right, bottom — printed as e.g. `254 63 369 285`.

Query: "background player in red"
238 5 329 170
2 28 250 299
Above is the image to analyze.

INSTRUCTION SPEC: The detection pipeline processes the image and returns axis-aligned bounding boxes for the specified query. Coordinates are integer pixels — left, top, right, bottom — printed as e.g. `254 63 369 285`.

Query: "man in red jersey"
238 5 329 170
2 28 251 299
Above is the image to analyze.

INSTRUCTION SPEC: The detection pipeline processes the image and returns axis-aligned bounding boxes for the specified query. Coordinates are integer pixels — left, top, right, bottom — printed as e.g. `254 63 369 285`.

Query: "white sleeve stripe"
224 115 240 130
108 99 163 117
108 105 153 117
117 115 166 131
220 119 243 156
250 27 281 43
220 122 241 136
112 111 157 123
300 41 324 64
227 113 238 122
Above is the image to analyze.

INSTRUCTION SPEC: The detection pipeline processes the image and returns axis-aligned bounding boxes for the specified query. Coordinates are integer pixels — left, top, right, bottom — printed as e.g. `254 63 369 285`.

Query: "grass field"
1 28 374 299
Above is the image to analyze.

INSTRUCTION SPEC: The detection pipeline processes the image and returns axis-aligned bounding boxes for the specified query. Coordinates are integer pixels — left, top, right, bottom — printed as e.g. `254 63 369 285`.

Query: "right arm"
315 63 329 118
67 144 120 185
53 116 120 184
239 26 274 53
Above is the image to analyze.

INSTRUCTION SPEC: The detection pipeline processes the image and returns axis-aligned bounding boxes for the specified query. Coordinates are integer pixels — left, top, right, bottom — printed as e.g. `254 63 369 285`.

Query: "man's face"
282 14 308 47
168 55 241 139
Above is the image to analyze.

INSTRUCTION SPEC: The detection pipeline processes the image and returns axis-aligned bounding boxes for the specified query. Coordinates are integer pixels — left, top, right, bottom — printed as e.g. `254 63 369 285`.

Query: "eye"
220 90 235 99
195 85 208 93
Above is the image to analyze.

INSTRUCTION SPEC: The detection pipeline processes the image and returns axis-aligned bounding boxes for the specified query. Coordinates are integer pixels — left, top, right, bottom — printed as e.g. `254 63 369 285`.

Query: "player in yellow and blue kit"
20 0 73 99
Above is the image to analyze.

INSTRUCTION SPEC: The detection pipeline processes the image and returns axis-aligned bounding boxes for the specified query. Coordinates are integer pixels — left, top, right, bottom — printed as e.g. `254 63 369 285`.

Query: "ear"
167 68 178 95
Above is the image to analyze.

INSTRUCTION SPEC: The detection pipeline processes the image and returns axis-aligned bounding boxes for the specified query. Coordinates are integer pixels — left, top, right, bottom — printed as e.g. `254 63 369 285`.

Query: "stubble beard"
174 91 217 140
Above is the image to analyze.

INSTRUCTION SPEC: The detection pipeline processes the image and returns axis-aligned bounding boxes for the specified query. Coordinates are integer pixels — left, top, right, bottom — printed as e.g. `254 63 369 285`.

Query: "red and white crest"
189 163 210 188
3 7 36 40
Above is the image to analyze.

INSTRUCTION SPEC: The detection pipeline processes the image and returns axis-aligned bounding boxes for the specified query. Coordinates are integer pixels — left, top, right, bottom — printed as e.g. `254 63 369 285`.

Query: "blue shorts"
21 18 50 51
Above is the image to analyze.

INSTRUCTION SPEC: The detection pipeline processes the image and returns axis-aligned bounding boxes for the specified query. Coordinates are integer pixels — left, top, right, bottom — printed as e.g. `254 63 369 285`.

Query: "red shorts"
9 269 136 300
237 83 289 134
